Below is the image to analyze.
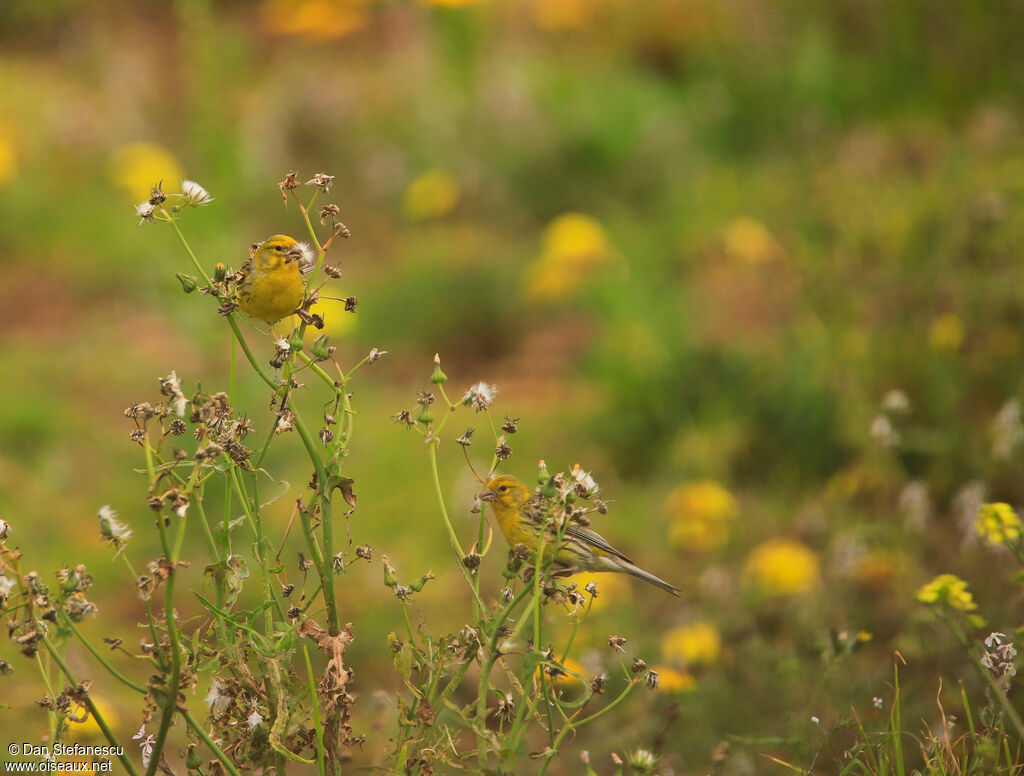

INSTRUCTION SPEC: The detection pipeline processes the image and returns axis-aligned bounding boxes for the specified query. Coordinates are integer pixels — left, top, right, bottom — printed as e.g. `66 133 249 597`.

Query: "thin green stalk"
62 616 146 695
427 441 485 614
182 710 242 776
303 645 327 776
538 681 641 776
40 635 140 776
164 212 213 287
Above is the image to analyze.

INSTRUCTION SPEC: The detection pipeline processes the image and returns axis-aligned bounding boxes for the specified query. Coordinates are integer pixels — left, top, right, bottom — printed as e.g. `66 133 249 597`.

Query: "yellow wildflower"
540 656 586 688
660 622 721 667
108 142 184 202
722 217 783 264
744 538 820 597
666 481 738 552
0 126 16 186
529 0 591 30
67 696 119 739
929 313 965 352
916 574 977 611
403 170 459 221
572 570 629 614
261 0 367 40
651 665 696 693
976 503 1021 545
523 213 616 301
417 0 481 6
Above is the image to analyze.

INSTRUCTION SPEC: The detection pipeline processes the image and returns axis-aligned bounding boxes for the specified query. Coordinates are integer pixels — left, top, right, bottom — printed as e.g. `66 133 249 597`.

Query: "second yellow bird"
236 234 307 324
480 474 681 596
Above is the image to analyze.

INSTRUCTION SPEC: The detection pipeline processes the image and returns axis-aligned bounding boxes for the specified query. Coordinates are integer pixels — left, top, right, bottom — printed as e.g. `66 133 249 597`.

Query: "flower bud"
175 273 198 293
214 263 227 282
382 554 398 587
417 404 435 425
310 334 331 360
430 353 448 385
287 329 304 353
537 459 550 484
409 571 436 592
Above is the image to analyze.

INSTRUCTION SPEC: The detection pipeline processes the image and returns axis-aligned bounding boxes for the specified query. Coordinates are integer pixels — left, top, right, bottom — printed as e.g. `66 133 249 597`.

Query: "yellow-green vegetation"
2 0 1024 773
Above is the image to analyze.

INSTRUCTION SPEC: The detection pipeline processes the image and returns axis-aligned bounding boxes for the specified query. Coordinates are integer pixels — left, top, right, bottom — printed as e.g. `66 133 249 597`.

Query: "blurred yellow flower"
108 142 184 202
744 538 820 597
67 696 119 739
722 217 783 265
572 570 629 613
529 0 591 30
665 480 738 552
976 502 1022 545
929 312 965 352
322 307 358 338
660 622 721 667
540 656 587 688
651 665 696 693
916 573 977 611
261 0 367 40
0 126 16 187
523 212 616 301
403 170 460 221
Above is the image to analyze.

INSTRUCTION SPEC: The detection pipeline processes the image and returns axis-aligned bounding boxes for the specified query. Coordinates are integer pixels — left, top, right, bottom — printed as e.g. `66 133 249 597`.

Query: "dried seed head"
281 584 295 598
631 658 648 674
609 635 627 652
306 173 334 193
135 201 156 224
323 263 343 278
319 204 340 225
344 296 358 312
148 183 167 206
278 171 300 203
501 416 519 434
287 606 301 620
644 669 659 690
368 347 387 363
456 428 474 447
332 553 345 573
298 553 314 572
495 439 513 461
462 552 481 572
392 410 414 427
355 545 373 561
591 674 607 694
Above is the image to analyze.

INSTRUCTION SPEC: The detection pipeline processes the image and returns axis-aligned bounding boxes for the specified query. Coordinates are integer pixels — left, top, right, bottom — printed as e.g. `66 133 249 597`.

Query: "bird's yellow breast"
237 263 304 324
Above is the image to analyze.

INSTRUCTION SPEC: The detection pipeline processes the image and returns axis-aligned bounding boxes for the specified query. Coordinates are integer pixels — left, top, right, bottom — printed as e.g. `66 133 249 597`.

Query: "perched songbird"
479 474 681 596
236 234 308 324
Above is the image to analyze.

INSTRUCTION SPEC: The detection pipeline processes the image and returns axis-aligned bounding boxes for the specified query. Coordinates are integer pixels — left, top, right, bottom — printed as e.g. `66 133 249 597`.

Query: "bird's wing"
564 524 634 564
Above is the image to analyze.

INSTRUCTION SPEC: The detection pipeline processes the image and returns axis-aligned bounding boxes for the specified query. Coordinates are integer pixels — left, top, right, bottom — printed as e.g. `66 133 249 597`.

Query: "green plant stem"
144 504 189 776
946 614 1024 741
427 441 485 615
182 710 243 776
40 634 140 776
165 212 213 287
538 681 641 776
303 645 327 776
62 615 146 695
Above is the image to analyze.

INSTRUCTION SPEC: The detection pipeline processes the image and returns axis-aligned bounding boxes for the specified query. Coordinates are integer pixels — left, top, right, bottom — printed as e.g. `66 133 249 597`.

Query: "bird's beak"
286 244 304 262
478 489 497 502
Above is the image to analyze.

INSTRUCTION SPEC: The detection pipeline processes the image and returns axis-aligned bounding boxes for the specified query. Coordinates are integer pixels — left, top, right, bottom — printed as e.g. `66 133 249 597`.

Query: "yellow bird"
480 474 680 596
236 234 307 324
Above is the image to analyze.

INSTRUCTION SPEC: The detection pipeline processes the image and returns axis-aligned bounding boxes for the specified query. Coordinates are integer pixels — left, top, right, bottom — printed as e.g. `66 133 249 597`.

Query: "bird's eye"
275 245 286 252
498 485 508 492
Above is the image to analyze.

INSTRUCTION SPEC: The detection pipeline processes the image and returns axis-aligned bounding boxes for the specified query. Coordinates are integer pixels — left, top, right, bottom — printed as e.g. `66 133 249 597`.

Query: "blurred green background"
3 0 1024 772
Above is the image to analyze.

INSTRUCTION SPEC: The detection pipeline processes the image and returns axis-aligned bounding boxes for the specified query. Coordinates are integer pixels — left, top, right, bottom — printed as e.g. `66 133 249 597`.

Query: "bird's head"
253 234 307 270
479 475 531 510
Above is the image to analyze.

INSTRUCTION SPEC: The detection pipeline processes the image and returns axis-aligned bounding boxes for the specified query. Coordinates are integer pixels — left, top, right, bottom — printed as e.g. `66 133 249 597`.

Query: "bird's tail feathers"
619 561 681 597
